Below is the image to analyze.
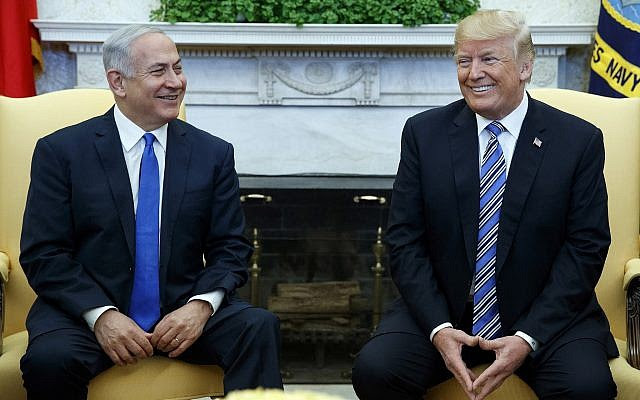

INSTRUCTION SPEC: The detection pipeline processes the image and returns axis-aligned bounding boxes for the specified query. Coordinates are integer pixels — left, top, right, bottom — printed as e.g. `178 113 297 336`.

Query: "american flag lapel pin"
533 137 542 148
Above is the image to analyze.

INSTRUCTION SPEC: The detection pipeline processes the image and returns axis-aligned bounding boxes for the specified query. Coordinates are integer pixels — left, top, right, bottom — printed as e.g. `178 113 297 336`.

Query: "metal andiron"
249 227 262 307
240 193 272 307
371 226 385 329
353 195 387 330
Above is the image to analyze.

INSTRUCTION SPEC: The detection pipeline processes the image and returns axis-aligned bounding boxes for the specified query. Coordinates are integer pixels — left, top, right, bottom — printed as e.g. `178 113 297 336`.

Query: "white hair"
102 25 167 78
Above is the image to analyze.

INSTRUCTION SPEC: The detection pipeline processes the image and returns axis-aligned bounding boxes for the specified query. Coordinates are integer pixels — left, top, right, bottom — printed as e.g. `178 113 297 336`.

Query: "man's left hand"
150 300 212 357
472 335 532 400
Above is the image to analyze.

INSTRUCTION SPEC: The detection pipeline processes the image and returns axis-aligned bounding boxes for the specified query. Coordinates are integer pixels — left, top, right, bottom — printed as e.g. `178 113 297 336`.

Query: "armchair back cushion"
0 89 120 335
528 88 640 341
0 89 186 336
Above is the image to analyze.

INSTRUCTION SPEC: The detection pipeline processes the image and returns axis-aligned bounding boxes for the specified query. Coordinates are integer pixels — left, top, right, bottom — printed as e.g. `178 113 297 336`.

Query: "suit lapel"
159 121 191 283
495 96 549 276
449 105 481 273
93 108 136 260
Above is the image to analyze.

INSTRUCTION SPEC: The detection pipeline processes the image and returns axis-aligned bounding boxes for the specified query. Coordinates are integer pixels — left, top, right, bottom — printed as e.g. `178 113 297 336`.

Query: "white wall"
36 0 159 21
37 0 599 25
481 0 599 24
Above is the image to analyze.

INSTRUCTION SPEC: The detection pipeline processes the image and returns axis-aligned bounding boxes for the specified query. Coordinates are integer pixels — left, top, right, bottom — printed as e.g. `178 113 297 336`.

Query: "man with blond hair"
353 9 618 400
20 25 282 399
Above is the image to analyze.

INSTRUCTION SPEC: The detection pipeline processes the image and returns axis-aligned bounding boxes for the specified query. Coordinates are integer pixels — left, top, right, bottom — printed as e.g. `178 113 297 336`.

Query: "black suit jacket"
20 108 251 340
385 94 618 362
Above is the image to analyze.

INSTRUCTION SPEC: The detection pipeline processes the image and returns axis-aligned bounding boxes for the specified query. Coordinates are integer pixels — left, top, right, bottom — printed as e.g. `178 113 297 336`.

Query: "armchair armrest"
0 252 7 355
625 258 640 369
0 252 8 284
624 258 640 291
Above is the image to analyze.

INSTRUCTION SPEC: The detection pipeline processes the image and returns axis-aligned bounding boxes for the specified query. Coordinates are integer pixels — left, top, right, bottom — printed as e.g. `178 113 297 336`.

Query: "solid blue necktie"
129 133 161 331
472 121 506 339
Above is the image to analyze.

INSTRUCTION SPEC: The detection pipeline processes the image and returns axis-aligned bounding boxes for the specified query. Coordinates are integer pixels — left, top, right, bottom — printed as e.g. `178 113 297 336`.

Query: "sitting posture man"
352 9 618 400
19 25 283 399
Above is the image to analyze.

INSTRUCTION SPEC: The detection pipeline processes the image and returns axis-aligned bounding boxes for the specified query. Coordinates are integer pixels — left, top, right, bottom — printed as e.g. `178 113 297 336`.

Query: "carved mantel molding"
34 20 595 47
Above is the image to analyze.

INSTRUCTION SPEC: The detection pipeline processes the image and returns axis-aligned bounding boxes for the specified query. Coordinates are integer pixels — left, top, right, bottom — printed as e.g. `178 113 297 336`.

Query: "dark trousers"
352 302 616 400
21 306 283 400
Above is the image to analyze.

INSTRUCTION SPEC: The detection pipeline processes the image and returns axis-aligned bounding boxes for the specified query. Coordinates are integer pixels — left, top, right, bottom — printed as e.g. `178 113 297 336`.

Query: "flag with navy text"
589 0 640 97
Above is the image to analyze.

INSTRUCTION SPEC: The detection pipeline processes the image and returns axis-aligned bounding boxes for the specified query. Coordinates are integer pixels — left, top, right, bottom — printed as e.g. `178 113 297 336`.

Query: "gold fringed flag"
589 0 640 97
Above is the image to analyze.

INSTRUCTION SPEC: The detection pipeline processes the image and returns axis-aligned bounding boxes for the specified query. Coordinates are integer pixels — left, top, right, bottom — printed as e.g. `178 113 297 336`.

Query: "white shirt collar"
475 90 529 139
114 104 168 152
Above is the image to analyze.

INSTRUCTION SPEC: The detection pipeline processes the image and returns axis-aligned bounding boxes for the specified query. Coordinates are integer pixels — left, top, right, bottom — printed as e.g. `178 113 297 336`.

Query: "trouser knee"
243 308 280 342
352 346 419 400
352 351 386 400
560 375 616 400
21 344 91 399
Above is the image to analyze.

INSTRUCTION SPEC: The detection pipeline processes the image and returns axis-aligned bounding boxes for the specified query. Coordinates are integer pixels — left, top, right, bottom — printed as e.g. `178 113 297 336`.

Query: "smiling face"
456 36 532 120
110 32 186 131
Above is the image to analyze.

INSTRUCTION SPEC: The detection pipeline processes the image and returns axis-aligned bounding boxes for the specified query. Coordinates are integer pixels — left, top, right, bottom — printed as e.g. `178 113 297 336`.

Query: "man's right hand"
432 327 479 399
94 309 154 366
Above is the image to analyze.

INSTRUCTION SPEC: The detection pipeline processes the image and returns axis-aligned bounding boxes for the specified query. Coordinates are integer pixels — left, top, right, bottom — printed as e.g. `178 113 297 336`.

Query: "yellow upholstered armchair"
0 89 223 400
425 89 640 399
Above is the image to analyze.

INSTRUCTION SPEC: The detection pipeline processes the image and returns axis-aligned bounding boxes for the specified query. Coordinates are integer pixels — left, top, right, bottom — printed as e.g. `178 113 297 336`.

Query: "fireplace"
236 183 396 382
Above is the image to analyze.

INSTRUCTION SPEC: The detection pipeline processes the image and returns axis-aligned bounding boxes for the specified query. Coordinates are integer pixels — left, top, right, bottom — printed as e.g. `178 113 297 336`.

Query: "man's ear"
106 69 126 98
519 59 533 82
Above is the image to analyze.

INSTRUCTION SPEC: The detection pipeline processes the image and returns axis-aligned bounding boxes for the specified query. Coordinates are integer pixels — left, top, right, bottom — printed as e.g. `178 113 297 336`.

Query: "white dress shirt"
430 92 539 352
83 105 223 331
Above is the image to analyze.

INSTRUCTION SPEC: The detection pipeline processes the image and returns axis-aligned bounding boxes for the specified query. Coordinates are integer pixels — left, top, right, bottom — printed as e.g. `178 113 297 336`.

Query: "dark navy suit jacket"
20 107 252 341
384 94 618 363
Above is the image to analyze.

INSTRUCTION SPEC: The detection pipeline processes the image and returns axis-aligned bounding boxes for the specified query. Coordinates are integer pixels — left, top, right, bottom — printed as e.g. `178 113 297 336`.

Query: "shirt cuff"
515 330 539 351
83 306 118 332
429 322 454 342
189 289 225 316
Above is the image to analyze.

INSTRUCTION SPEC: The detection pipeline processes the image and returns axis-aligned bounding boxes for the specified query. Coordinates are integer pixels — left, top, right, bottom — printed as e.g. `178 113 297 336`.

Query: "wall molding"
34 20 595 47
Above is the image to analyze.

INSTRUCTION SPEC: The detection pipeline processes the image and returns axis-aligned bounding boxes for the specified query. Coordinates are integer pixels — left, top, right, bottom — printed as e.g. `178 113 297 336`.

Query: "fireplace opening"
237 186 397 383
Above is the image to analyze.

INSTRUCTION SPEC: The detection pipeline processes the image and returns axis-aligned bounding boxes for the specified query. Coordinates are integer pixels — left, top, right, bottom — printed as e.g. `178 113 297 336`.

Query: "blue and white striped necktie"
472 121 506 339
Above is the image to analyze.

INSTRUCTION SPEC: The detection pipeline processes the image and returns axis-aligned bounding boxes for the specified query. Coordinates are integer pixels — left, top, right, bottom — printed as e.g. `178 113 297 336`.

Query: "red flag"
0 0 44 98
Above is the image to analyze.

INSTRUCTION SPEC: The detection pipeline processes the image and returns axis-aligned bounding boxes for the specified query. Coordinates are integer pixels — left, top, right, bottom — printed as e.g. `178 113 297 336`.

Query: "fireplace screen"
238 187 395 382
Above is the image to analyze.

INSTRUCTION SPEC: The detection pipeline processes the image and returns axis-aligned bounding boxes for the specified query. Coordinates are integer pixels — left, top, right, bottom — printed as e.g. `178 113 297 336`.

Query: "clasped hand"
432 328 531 400
94 300 212 366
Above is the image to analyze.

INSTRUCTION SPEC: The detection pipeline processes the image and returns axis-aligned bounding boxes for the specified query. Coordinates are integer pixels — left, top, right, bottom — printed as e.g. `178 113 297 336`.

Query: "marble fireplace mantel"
33 21 596 178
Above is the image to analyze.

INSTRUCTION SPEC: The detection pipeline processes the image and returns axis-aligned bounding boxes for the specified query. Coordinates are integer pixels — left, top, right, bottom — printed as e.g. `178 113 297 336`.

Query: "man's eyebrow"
457 48 500 57
477 49 499 56
146 63 168 70
145 59 182 70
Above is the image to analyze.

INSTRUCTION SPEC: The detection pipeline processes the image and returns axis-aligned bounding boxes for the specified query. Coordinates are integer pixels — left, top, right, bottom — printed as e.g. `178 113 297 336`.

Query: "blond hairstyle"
454 9 535 64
